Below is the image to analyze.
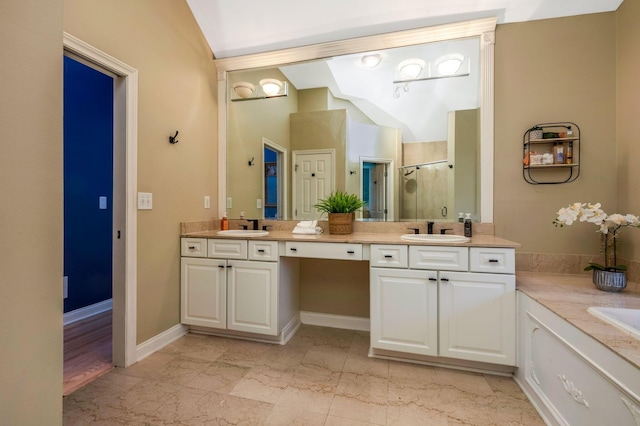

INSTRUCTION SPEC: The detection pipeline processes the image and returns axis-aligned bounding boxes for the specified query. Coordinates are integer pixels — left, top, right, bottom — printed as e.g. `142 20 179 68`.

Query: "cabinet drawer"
181 238 207 257
248 240 278 261
470 247 514 274
285 241 362 261
370 244 408 268
207 239 248 259
409 246 468 271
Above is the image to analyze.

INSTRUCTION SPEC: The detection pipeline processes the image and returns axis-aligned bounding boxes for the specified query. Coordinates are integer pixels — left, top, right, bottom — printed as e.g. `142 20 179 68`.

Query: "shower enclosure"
399 160 450 221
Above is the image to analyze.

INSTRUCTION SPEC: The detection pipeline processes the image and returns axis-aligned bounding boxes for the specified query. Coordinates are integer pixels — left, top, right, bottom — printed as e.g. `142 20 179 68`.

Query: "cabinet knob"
347 250 355 254
290 247 297 252
384 255 393 258
188 245 196 250
258 249 265 253
218 265 225 269
440 277 449 282
428 277 437 282
488 259 499 263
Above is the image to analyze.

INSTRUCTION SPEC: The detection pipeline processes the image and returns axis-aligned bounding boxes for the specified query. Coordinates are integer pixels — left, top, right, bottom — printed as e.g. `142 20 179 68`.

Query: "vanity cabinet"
517 293 640 426
370 244 516 366
181 238 285 337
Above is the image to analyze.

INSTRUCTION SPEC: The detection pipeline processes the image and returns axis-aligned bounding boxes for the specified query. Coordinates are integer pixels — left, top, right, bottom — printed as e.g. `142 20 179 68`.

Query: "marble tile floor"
63 325 544 425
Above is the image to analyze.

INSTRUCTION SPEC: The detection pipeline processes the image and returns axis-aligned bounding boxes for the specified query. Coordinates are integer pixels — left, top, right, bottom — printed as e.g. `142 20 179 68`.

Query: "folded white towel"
292 226 323 235
296 220 317 228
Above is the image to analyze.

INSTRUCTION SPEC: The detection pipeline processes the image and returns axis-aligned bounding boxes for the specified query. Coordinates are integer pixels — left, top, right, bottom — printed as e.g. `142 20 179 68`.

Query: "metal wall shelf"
522 122 580 184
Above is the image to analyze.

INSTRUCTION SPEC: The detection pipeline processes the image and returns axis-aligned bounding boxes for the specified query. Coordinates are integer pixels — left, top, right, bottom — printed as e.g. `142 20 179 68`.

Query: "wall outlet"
204 195 211 209
256 198 262 208
226 197 233 208
137 192 153 210
63 276 68 299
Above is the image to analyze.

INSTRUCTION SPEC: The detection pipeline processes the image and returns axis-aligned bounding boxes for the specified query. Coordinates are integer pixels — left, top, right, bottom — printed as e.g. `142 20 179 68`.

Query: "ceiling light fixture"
398 58 425 80
435 54 464 76
361 54 382 68
259 78 284 96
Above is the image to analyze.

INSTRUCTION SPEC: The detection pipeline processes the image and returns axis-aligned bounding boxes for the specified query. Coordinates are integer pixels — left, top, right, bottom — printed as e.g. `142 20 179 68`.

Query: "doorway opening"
262 138 287 220
63 32 139 387
360 158 393 221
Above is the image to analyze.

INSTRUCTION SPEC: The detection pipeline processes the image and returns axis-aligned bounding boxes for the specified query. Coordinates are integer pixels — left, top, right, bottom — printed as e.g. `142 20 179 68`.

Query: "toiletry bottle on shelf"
566 142 573 164
221 213 229 230
567 126 573 138
464 213 472 237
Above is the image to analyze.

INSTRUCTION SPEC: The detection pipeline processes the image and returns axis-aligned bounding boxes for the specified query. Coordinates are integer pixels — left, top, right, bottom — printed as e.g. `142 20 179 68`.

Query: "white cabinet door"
370 268 438 356
439 271 515 365
180 257 227 329
227 260 278 336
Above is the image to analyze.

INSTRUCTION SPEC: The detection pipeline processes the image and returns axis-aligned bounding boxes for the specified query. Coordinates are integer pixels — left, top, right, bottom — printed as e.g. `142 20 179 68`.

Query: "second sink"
401 234 470 243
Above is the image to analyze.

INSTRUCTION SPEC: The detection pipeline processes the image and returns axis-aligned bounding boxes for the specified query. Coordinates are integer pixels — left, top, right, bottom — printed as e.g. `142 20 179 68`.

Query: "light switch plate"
256 198 262 208
204 196 211 209
138 192 153 210
227 197 232 208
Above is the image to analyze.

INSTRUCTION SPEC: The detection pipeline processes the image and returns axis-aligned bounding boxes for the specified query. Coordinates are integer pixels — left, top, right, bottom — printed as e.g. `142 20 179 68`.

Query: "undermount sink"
217 230 269 237
588 307 640 339
400 234 470 243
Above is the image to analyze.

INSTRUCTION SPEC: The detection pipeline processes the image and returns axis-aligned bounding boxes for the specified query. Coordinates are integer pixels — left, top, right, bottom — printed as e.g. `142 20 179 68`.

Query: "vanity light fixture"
435 54 464 76
398 58 425 79
361 53 382 68
232 81 255 98
230 79 288 101
259 78 284 96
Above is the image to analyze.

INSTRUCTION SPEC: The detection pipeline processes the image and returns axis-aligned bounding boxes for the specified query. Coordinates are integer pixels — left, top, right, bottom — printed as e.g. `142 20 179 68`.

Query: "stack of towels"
292 220 323 235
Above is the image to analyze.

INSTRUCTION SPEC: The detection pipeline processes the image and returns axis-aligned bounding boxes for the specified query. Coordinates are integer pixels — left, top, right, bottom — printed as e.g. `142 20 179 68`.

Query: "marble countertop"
517 271 640 370
181 230 521 248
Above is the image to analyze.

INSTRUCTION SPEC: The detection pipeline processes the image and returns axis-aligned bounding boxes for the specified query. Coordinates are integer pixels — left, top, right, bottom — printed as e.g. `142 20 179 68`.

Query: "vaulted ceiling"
186 0 622 59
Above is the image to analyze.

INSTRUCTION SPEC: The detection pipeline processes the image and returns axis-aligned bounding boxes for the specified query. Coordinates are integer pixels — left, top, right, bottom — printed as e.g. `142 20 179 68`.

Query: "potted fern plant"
314 191 365 234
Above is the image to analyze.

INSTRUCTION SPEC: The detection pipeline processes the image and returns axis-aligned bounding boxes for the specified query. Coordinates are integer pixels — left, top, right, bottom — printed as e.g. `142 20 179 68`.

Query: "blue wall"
63 56 113 313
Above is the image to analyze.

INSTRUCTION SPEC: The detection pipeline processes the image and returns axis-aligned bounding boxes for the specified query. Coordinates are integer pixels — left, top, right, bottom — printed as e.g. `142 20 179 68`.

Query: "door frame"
63 33 138 367
262 137 288 220
291 149 335 220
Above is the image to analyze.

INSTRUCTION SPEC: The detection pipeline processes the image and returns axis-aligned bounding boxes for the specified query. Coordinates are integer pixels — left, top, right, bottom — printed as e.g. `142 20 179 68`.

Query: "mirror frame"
214 17 496 223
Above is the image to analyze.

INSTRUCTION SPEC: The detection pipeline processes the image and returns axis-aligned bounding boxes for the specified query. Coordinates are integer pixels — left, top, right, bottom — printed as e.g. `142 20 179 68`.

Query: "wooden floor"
63 310 113 396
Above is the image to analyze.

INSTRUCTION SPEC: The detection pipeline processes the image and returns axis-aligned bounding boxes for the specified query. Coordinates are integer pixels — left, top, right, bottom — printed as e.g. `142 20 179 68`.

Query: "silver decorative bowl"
592 269 627 292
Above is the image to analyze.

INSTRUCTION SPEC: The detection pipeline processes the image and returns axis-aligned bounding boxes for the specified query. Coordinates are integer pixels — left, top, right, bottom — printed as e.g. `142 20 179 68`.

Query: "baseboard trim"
135 323 189 363
64 299 113 326
300 311 370 331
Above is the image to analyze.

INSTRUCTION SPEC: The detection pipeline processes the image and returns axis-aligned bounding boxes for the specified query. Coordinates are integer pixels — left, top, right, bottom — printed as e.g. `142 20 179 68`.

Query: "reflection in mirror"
217 18 496 223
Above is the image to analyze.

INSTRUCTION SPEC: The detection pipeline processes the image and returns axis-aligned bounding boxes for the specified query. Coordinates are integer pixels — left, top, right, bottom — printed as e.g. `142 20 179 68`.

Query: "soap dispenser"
221 213 229 230
464 213 473 237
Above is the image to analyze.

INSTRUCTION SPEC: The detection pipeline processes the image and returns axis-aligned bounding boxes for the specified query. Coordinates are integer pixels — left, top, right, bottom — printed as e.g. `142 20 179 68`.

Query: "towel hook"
169 130 179 144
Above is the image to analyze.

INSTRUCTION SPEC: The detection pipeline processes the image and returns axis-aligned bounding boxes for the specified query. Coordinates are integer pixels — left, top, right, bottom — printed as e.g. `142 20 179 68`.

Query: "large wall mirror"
215 18 496 223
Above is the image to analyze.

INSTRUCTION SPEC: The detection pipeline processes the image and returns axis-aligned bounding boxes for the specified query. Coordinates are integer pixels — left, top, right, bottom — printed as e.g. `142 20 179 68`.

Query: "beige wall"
494 13 618 256
0 1 64 423
63 0 219 343
617 0 640 261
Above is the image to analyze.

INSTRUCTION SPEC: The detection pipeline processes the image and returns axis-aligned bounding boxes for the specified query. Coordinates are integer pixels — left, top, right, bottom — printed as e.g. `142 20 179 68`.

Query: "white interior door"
293 150 334 220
